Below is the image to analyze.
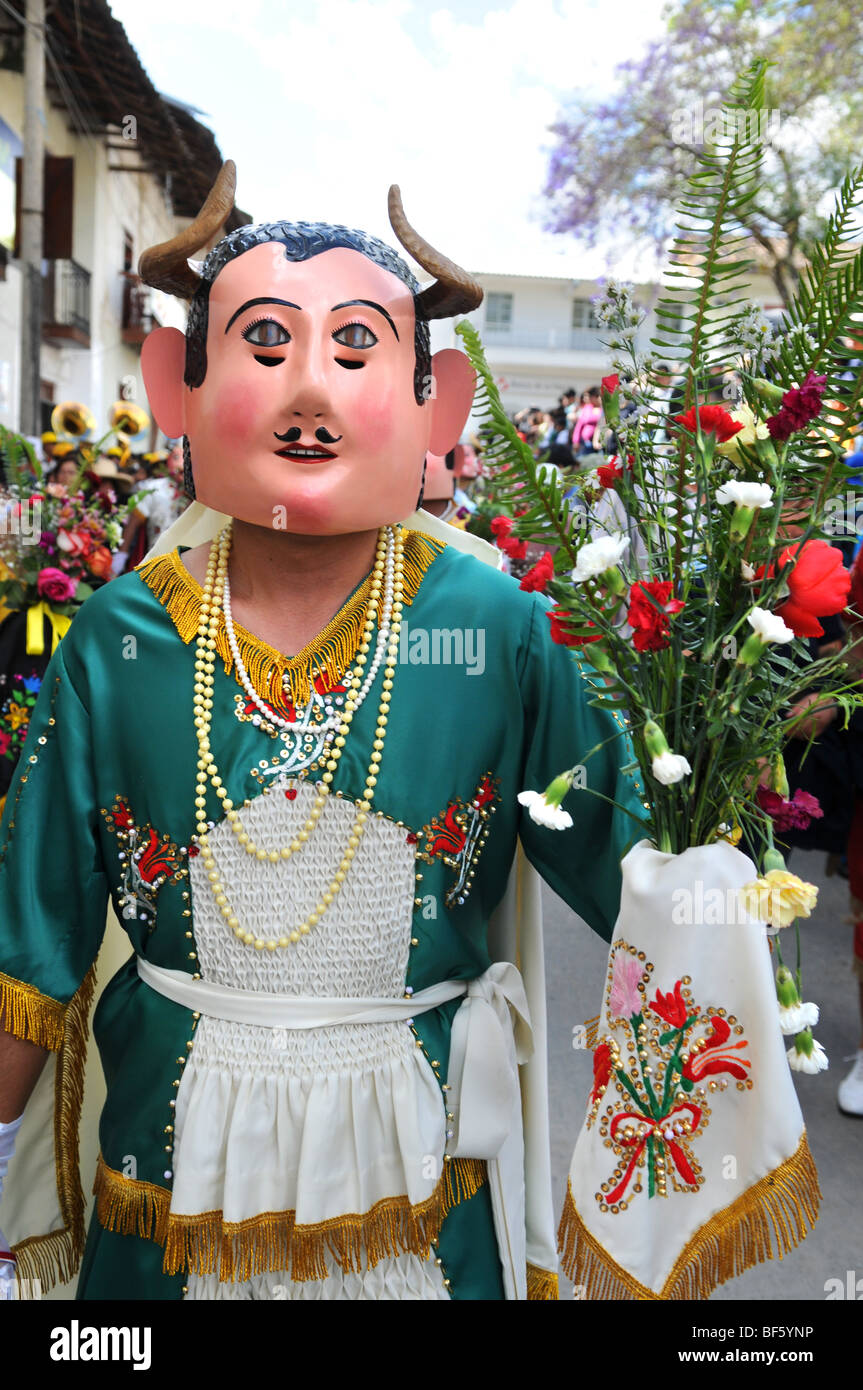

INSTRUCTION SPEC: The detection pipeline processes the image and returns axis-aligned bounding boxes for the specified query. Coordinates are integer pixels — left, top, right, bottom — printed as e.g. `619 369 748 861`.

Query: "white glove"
110 550 129 577
0 1115 23 1300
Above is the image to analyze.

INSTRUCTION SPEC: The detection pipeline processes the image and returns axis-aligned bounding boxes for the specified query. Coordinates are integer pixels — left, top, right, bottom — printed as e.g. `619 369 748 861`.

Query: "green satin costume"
0 531 647 1299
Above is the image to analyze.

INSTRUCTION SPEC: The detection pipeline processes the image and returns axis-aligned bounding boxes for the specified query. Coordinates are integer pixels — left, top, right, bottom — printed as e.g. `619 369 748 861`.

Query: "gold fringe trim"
12 965 97 1293
135 529 445 708
557 1129 821 1300
0 968 66 1051
94 1153 486 1284
527 1262 559 1300
583 1015 600 1049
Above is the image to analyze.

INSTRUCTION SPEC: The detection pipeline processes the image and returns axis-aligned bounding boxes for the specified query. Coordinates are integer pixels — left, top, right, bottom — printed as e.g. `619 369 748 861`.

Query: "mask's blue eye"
333 323 377 349
243 320 290 347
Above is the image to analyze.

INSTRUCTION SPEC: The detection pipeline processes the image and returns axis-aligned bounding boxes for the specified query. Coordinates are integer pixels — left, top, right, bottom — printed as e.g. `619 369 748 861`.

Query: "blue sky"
110 0 669 278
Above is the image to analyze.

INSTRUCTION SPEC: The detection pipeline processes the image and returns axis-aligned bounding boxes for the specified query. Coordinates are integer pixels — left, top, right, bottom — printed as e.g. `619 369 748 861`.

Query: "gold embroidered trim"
12 966 97 1292
0 969 66 1051
526 1261 560 1300
557 1129 821 1300
93 1153 486 1283
135 528 445 708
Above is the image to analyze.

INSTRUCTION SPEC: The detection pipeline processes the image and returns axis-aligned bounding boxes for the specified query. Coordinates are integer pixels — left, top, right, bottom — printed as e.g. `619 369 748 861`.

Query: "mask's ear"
141 327 187 438
427 348 476 455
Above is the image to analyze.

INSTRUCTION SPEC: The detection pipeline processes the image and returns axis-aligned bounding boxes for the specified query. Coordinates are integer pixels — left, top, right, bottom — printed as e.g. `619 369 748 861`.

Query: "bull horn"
138 160 237 299
387 185 483 320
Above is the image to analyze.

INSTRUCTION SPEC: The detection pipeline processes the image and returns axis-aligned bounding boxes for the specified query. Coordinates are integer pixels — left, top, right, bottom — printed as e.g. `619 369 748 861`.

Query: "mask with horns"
139 161 482 537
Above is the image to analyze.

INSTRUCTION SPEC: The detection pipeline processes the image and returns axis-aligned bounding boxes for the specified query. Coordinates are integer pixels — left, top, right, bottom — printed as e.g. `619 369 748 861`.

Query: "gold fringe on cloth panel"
12 965 97 1292
526 1262 559 1300
557 1129 821 1300
0 968 67 1051
93 1153 486 1283
135 528 446 708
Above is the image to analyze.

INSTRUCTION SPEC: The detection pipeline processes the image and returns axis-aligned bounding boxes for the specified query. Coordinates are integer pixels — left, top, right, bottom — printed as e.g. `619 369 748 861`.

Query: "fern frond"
455 320 586 563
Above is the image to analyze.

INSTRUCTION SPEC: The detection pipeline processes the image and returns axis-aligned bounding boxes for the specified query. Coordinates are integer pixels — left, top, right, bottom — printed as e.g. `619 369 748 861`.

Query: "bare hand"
787 692 837 740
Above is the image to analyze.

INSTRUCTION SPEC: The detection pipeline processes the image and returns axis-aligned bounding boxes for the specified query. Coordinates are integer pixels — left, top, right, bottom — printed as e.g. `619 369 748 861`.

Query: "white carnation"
747 607 795 645
787 1038 829 1074
650 751 692 786
778 1001 820 1036
517 790 573 830
715 480 774 508
571 533 630 583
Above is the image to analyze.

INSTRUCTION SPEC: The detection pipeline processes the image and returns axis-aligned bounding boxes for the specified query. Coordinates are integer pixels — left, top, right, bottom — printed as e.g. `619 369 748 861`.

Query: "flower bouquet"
460 61 863 1296
0 417 144 618
0 416 145 803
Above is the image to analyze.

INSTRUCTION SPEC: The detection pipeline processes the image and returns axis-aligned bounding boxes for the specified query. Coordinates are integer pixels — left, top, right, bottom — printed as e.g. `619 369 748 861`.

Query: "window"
572 298 601 331
486 292 513 328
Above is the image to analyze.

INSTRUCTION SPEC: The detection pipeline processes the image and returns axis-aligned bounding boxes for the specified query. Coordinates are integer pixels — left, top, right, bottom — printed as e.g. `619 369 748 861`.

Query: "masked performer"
0 164 647 1301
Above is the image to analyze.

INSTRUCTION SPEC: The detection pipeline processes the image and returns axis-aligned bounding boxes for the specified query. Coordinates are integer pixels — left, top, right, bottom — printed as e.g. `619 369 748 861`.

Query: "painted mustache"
274 426 343 445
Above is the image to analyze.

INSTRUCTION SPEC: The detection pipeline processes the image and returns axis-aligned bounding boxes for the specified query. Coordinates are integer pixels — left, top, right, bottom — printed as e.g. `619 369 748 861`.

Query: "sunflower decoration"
51 401 96 440
108 401 150 445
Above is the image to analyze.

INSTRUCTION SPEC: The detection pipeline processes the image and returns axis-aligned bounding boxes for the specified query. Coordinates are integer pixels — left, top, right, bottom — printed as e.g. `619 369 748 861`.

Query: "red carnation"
520 551 554 592
766 371 827 443
601 374 619 396
596 453 633 490
756 785 823 832
490 514 528 560
546 607 600 648
627 580 684 653
775 539 850 638
672 404 744 444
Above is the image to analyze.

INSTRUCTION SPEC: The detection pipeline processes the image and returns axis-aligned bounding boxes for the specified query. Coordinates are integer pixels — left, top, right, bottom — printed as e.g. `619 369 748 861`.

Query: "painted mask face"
143 244 475 536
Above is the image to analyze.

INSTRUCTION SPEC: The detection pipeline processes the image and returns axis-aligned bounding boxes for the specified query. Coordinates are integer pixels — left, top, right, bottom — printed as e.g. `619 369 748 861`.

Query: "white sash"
136 955 534 1294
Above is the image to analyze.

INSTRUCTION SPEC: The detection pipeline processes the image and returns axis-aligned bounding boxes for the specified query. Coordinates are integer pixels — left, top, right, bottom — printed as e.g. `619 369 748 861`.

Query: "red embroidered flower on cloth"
475 775 496 808
136 827 181 884
627 580 685 652
766 371 827 442
427 803 467 857
591 1042 613 1104
681 1015 751 1083
519 551 554 592
650 979 689 1029
774 539 850 638
672 404 743 443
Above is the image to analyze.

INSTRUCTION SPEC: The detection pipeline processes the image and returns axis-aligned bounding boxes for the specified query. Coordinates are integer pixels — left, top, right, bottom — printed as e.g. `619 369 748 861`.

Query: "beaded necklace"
192 520 405 951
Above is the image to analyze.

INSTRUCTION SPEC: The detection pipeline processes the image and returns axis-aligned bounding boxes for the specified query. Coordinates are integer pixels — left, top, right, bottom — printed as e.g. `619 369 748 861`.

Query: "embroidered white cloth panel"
172 785 447 1258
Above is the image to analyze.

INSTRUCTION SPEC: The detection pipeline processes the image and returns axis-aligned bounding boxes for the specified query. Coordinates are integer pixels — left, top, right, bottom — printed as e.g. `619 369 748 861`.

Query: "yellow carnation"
716 404 770 462
739 868 818 928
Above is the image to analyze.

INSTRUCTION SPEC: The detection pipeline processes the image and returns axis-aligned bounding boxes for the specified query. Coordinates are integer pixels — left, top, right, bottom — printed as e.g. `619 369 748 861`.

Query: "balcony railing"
121 273 156 346
42 258 91 348
483 323 628 353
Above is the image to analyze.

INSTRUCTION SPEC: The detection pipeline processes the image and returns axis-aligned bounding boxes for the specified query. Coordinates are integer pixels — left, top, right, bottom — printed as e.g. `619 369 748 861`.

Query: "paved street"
544 846 862 1301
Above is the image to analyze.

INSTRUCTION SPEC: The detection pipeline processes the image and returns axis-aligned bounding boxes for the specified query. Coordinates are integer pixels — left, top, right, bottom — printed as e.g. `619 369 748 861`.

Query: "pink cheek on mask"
351 392 402 452
209 381 269 445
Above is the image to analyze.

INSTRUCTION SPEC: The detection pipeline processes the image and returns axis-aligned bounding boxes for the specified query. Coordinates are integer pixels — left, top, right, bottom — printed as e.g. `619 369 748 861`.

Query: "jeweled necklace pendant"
236 667 353 784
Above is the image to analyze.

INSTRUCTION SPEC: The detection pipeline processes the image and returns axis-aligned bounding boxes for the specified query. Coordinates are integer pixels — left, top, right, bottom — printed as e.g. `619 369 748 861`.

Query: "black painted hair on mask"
181 221 432 500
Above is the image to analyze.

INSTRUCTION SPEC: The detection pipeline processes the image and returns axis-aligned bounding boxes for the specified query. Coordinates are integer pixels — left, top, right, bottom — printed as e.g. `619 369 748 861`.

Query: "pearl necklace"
223 524 396 733
192 521 405 950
